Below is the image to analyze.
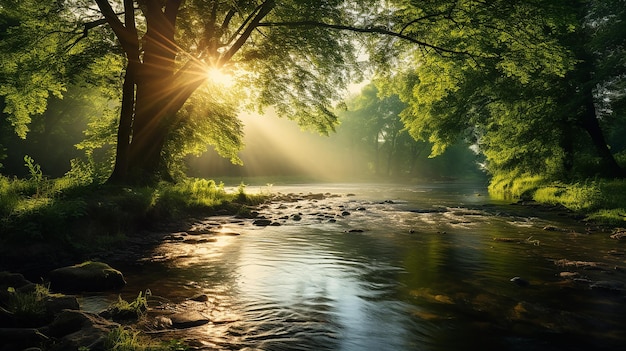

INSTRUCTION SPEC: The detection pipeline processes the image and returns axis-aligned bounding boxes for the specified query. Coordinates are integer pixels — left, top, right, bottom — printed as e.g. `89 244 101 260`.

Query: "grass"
103 326 188 351
489 172 626 225
102 291 149 321
0 174 269 267
4 283 52 327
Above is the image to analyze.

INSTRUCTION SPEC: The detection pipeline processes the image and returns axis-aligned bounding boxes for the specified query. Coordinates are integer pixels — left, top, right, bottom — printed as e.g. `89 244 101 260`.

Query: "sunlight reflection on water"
116 183 626 351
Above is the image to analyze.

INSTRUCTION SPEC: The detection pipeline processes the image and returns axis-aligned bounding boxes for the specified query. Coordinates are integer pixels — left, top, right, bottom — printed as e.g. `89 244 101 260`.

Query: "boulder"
49 262 126 293
43 310 119 351
589 280 625 292
0 271 32 289
45 295 80 316
0 327 48 351
168 311 210 329
252 219 272 226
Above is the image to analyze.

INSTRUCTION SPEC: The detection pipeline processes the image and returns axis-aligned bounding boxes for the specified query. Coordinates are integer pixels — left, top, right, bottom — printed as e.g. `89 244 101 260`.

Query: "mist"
186 110 484 183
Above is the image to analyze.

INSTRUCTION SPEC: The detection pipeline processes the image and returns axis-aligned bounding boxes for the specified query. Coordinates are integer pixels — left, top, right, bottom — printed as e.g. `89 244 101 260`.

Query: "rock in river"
168 311 210 329
49 261 126 293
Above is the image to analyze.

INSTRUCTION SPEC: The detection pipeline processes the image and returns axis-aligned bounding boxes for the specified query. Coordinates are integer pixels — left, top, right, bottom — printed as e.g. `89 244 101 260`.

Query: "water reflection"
117 183 626 351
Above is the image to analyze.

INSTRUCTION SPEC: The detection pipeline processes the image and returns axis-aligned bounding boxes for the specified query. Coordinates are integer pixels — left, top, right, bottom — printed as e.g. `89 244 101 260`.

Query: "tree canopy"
1 0 624 185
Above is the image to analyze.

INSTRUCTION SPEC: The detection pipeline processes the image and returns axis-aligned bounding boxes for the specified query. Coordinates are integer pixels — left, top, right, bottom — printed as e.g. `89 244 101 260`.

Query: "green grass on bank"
489 173 626 225
0 174 268 262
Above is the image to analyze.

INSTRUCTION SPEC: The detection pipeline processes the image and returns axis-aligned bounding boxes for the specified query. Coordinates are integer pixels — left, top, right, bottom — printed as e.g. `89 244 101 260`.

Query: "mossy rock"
49 262 126 293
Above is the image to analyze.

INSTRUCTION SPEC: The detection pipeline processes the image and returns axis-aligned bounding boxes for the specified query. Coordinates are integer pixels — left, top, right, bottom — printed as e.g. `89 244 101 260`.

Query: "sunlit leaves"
0 0 115 140
167 83 244 174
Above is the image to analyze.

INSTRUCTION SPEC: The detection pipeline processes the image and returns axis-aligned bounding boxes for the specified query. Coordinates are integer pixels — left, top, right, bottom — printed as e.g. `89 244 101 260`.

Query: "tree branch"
398 12 449 34
258 20 470 55
219 0 276 65
222 0 270 48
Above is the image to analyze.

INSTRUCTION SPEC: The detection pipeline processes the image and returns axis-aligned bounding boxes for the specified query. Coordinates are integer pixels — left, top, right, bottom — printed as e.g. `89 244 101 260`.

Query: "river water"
103 182 626 350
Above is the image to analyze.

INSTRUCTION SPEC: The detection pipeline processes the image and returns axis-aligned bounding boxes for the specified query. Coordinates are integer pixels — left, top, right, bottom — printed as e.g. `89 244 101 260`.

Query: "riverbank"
488 175 626 226
0 177 268 274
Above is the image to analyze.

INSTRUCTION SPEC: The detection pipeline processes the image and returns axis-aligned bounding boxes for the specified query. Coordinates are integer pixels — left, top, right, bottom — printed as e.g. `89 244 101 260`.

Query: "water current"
88 182 626 350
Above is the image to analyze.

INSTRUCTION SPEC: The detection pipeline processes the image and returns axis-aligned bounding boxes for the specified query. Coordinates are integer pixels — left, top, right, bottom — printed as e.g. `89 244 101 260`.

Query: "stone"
252 219 272 226
589 280 625 291
345 229 364 233
49 262 126 293
44 310 119 351
0 328 48 351
0 271 32 289
188 294 209 302
510 276 530 286
168 311 210 329
45 295 80 316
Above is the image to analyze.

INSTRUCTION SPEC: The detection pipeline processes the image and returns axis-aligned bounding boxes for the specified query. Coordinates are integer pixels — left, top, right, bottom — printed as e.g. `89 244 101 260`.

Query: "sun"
206 67 235 87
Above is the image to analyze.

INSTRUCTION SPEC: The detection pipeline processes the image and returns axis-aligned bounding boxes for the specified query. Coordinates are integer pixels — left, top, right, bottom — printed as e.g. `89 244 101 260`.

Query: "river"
92 182 626 350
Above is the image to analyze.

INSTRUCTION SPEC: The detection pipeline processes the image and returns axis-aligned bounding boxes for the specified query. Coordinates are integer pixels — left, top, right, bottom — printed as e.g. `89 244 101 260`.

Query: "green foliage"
23 155 42 182
337 83 482 179
0 0 116 139
0 175 267 261
166 84 244 178
488 172 547 200
379 0 624 182
490 173 626 225
104 326 188 351
104 292 148 321
5 283 50 325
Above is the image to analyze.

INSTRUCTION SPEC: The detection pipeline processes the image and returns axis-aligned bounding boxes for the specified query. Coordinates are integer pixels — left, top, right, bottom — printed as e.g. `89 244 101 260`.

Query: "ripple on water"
118 184 626 351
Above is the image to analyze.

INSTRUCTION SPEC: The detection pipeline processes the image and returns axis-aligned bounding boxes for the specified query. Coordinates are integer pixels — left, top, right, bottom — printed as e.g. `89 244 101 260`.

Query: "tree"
88 0 362 184
0 0 119 174
62 0 477 184
379 0 625 180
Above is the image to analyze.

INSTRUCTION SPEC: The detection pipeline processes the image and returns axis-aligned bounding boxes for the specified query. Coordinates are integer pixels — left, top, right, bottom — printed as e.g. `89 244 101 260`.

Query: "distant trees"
337 84 481 179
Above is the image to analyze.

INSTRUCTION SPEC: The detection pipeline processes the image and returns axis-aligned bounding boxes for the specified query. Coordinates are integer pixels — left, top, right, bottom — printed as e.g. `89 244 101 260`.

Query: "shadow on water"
99 182 625 351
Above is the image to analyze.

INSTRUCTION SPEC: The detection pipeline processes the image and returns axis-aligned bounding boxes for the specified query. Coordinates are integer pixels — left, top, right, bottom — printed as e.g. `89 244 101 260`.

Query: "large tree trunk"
579 90 625 178
98 0 272 185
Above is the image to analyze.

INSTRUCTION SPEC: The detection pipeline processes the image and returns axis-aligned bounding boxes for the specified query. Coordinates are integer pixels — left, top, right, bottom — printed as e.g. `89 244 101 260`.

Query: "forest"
1 0 625 252
1 1 626 349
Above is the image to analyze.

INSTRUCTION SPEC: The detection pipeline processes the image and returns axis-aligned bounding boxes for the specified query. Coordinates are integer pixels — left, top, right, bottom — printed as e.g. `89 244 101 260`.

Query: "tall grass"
0 174 268 262
489 172 626 225
488 172 546 200
104 326 187 351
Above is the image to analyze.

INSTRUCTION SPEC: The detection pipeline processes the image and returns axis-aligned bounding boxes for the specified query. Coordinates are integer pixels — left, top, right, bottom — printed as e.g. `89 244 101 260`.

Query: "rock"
44 310 119 351
543 225 566 232
188 294 209 302
49 262 126 293
168 311 210 329
0 327 48 351
558 272 580 279
493 237 521 243
45 295 80 316
0 271 32 289
510 277 530 286
341 211 351 216
610 228 626 240
589 280 625 292
292 214 302 221
345 229 364 233
252 219 272 226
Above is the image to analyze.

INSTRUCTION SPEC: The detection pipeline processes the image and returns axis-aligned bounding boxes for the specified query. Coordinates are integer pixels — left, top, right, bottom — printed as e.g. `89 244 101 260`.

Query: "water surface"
107 183 626 350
